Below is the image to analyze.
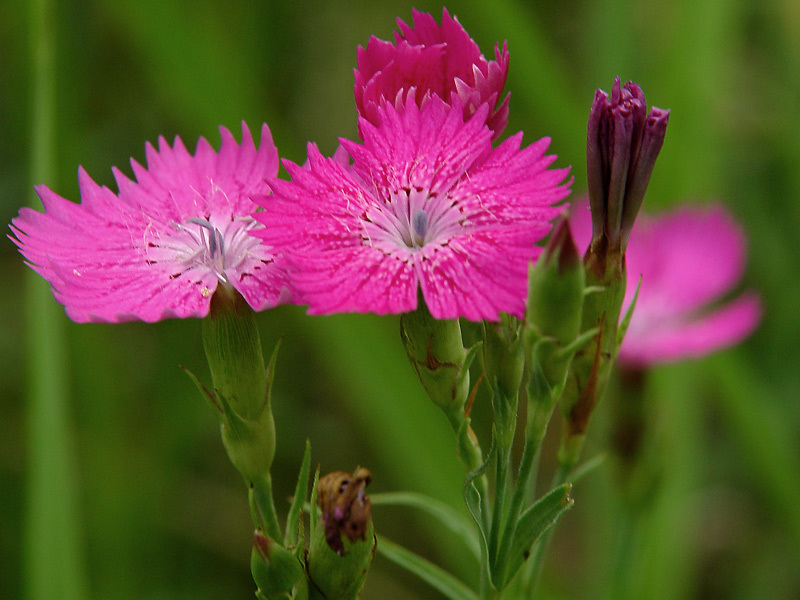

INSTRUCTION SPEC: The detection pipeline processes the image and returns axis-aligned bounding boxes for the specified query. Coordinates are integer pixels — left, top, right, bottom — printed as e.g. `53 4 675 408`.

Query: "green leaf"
615 275 642 353
284 439 312 547
180 364 221 416
370 492 480 562
501 483 574 588
309 466 320 536
569 453 607 484
377 536 479 600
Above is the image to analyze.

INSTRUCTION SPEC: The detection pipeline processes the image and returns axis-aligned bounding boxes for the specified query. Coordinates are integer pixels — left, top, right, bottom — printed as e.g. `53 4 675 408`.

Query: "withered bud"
317 467 373 556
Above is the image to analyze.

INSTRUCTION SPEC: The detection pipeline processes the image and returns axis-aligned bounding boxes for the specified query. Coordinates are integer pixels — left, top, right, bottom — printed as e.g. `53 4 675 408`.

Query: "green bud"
199 286 277 481
525 219 586 389
307 468 376 600
400 298 470 415
482 314 522 450
251 529 305 599
482 314 524 401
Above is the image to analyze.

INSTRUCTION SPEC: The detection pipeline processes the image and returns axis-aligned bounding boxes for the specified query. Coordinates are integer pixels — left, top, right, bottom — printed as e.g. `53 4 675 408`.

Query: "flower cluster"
11 9 569 325
9 8 759 360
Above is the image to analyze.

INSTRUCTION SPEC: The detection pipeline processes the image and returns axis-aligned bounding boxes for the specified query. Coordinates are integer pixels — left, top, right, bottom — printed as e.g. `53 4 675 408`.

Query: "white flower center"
361 186 465 256
147 214 268 284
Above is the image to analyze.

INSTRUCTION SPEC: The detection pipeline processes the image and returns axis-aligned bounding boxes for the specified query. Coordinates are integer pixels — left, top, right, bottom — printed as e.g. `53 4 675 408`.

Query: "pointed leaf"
309 466 320 535
377 536 479 600
569 453 607 484
370 492 480 562
180 364 222 415
284 439 312 547
615 275 642 353
263 337 283 413
502 483 574 587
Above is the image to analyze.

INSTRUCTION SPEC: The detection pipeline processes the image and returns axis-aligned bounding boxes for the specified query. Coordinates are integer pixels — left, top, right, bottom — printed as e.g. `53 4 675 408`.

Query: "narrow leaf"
371 492 480 562
569 453 607 484
615 275 642 352
284 439 312 547
180 365 222 415
502 483 574 587
377 536 479 600
309 466 320 535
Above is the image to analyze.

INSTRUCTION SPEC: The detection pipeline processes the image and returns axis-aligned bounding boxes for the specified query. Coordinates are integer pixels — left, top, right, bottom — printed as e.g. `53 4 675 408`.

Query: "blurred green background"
1 0 799 598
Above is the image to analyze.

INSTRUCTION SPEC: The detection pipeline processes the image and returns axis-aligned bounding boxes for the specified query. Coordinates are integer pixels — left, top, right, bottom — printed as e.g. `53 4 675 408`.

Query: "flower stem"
250 472 282 543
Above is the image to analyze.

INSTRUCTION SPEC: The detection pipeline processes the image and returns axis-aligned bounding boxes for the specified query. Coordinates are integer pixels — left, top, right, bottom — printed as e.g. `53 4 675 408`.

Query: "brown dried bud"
317 467 373 556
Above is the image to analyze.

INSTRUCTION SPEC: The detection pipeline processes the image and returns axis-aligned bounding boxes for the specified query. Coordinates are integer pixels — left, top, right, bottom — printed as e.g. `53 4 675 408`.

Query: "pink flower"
354 8 510 139
254 96 570 322
570 200 761 367
10 123 289 323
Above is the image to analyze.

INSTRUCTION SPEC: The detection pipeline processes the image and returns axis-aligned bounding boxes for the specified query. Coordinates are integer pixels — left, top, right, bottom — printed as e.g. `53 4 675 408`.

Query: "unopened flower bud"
482 313 524 401
308 468 376 600
525 218 585 388
586 77 669 262
250 529 304 599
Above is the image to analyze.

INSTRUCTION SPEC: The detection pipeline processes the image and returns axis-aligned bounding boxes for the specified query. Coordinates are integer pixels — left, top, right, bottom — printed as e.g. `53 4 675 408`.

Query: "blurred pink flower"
354 8 509 138
570 200 761 367
255 96 570 321
10 123 289 323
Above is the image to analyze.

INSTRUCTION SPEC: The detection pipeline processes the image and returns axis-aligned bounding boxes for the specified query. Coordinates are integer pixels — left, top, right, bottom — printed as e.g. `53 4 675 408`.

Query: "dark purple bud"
586 77 669 253
620 106 670 246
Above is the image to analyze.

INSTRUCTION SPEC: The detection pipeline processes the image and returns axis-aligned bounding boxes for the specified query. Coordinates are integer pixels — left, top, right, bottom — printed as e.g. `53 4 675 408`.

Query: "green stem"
448 410 491 533
491 434 539 588
488 437 510 576
250 472 282 542
24 2 90 599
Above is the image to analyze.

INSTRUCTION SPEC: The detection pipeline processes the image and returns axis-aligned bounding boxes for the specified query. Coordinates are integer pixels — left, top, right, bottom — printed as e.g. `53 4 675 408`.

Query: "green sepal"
217 390 276 484
251 529 305 599
400 299 470 413
285 439 312 547
500 483 574 588
482 314 524 401
201 288 268 422
180 364 222 417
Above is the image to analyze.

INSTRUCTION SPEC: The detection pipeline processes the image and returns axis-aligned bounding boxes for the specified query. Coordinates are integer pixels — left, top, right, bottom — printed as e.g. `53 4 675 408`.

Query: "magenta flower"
354 8 510 138
254 96 570 322
10 123 289 323
570 200 761 367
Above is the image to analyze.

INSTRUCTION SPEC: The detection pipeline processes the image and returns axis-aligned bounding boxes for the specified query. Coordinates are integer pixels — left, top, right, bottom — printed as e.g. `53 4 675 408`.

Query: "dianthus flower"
254 97 570 322
10 123 288 323
354 8 510 138
570 200 761 366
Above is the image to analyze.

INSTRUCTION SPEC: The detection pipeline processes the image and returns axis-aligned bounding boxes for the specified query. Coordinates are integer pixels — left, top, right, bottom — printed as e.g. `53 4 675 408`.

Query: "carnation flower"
255 96 570 322
10 123 288 323
354 8 510 138
570 200 761 366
